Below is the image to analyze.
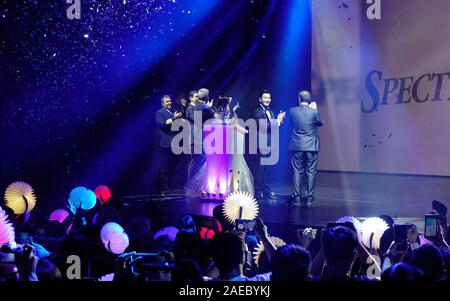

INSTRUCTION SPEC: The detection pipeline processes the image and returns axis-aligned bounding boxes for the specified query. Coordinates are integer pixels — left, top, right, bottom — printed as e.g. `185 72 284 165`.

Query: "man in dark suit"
289 90 324 205
155 95 182 192
253 90 286 199
186 88 214 180
185 90 199 180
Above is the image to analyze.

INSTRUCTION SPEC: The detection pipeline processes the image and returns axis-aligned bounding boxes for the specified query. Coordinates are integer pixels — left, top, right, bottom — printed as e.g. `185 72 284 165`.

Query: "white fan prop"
222 191 259 224
253 236 286 267
4 181 37 214
100 222 129 254
361 217 389 249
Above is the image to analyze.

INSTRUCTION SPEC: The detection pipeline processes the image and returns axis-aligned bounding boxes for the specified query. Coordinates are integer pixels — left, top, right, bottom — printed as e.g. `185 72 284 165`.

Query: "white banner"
312 0 450 176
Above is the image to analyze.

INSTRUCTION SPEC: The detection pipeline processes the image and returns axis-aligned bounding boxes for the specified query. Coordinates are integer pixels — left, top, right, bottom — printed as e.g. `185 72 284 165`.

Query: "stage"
122 171 450 241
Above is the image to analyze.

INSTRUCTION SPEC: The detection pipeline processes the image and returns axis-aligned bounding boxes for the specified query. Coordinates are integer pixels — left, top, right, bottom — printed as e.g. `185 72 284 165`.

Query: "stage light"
4 181 36 215
336 216 363 242
100 222 129 254
0 207 15 248
222 191 259 224
48 209 70 224
253 236 286 268
94 185 112 205
361 217 389 249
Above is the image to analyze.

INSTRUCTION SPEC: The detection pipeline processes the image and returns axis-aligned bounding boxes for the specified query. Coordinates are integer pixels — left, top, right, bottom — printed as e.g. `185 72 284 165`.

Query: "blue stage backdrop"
0 0 312 207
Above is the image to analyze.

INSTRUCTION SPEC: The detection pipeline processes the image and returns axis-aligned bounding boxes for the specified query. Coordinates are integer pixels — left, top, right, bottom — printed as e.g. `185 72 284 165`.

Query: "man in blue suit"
289 90 324 205
155 95 182 192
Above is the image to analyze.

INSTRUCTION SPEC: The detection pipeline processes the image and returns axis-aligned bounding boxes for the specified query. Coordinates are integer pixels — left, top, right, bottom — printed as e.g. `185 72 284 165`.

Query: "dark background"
0 0 311 213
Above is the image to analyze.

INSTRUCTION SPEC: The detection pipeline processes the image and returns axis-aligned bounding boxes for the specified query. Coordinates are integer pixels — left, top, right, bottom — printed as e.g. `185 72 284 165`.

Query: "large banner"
312 0 450 176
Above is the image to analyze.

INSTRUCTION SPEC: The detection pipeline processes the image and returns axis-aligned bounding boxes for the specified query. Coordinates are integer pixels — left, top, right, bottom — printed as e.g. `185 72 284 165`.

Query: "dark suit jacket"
185 103 196 145
194 101 215 122
155 107 175 148
288 104 324 152
254 105 275 150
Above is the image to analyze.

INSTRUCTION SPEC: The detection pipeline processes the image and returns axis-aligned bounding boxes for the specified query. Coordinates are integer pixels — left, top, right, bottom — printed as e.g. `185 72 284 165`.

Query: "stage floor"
123 171 450 234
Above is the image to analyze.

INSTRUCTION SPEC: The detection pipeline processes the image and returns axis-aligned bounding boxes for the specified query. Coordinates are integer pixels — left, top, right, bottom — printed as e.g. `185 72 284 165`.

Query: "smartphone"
394 224 411 242
424 214 439 239
297 228 318 240
236 219 256 232
394 224 411 251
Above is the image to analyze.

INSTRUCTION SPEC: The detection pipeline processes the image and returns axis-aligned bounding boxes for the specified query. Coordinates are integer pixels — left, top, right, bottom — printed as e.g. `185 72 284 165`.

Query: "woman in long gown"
185 99 254 199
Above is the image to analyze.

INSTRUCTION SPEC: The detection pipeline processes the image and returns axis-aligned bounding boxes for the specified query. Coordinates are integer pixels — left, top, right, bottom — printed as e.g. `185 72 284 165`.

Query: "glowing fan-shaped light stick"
361 217 389 249
98 273 115 281
4 181 36 214
49 209 70 224
80 189 97 210
69 187 87 209
153 226 179 242
100 222 129 254
222 191 259 224
94 185 112 205
69 187 97 210
253 236 286 267
0 207 15 248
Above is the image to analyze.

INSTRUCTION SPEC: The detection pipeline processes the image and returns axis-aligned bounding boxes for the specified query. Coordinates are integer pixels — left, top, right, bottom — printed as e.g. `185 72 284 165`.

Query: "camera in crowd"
116 251 176 281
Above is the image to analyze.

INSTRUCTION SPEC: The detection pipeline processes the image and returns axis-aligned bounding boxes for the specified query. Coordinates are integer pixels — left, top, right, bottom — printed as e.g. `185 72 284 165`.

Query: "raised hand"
407 225 419 245
277 111 286 124
174 111 183 119
298 228 314 249
309 101 318 110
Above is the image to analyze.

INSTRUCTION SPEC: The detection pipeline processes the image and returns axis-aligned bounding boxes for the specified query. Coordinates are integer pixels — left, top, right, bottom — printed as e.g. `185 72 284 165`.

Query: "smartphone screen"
394 225 409 242
298 228 317 240
236 219 255 232
425 215 438 238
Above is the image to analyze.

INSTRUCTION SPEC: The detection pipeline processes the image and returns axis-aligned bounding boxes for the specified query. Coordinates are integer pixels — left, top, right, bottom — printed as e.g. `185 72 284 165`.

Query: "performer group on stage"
155 88 324 205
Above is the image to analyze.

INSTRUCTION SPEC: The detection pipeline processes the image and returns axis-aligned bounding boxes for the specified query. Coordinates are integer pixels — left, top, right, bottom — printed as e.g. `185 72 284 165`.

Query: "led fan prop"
253 236 286 268
49 209 70 224
222 191 259 224
4 181 37 215
336 216 364 243
0 207 15 248
361 217 389 249
100 222 129 255
98 273 115 281
80 189 97 210
94 185 112 205
69 187 86 209
68 187 97 211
